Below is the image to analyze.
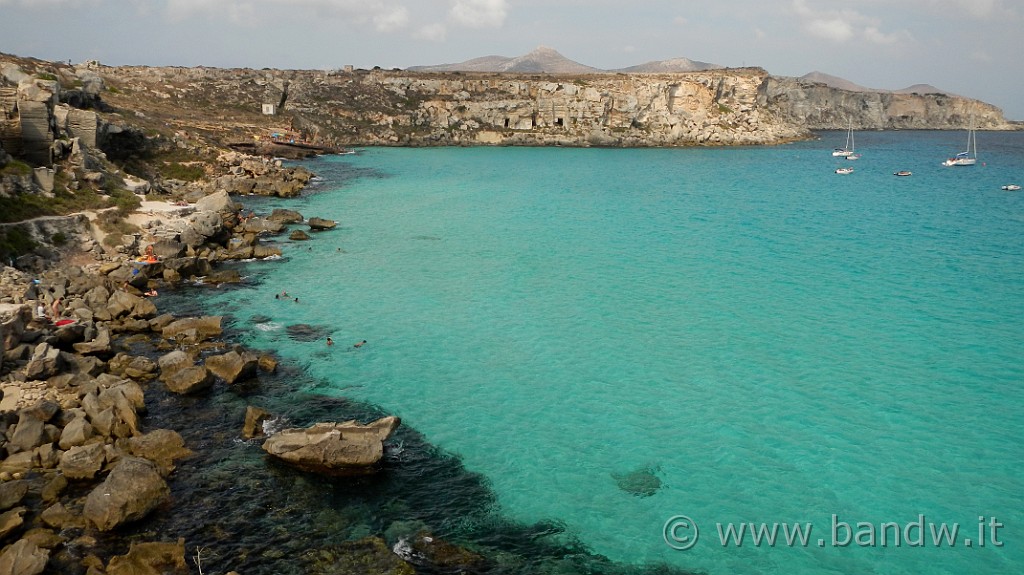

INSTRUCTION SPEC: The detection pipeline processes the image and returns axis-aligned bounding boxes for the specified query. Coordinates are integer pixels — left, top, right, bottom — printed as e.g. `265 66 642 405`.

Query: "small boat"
835 167 854 175
1002 184 1021 191
894 171 913 177
943 114 978 166
832 121 856 157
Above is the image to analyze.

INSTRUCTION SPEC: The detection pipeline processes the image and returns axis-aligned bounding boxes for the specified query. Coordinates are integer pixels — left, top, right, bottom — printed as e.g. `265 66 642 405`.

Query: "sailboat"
832 121 855 157
943 115 977 166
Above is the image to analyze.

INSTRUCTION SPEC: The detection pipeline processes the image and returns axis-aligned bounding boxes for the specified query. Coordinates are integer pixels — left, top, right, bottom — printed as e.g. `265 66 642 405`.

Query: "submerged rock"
105 539 188 575
611 465 663 497
304 536 413 575
285 323 330 342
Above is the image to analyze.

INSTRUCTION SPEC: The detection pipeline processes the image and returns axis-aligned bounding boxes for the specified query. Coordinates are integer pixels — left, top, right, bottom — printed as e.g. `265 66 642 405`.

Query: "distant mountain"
409 46 600 74
893 83 949 95
800 71 952 96
613 57 722 73
409 46 725 74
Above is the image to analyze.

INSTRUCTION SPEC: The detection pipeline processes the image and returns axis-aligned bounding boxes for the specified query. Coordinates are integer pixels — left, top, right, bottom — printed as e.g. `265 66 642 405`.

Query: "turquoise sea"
202 131 1023 575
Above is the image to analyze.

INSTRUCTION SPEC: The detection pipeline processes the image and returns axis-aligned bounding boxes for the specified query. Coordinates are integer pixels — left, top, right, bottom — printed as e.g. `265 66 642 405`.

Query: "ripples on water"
135 134 1023 575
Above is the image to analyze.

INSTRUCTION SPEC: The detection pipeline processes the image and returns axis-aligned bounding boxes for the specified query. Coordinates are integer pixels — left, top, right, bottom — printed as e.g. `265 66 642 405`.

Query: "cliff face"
1 52 1018 166
97 65 809 147
761 76 1010 130
95 64 1015 150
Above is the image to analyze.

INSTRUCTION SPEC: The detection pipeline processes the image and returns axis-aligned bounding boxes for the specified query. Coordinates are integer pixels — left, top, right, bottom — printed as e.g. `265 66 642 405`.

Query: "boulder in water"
262 416 401 475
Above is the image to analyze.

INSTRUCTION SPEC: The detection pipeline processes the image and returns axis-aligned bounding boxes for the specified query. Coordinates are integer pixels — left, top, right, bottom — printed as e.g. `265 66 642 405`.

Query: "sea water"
204 131 1024 575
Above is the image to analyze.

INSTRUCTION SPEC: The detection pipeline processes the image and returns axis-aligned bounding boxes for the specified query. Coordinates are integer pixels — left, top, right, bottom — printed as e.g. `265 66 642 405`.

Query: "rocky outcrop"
205 349 258 384
261 416 401 475
82 456 170 531
307 217 336 231
759 76 1012 130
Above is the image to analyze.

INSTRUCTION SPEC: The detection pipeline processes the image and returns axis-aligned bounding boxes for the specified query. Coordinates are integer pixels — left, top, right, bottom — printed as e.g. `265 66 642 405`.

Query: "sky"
1 0 1022 119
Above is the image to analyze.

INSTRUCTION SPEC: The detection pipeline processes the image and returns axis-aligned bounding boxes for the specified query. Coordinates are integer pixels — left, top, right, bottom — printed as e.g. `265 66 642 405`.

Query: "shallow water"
196 132 1023 575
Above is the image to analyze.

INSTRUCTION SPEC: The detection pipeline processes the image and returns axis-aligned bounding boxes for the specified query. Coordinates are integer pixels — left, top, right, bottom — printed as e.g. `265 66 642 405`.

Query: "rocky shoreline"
0 175 440 573
2 159 700 575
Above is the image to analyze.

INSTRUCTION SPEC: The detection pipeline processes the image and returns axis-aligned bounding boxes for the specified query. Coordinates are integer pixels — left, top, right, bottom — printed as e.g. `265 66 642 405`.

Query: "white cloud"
673 16 687 26
163 0 412 29
449 0 507 28
805 18 854 42
373 6 410 32
791 0 913 46
863 26 912 45
414 23 447 42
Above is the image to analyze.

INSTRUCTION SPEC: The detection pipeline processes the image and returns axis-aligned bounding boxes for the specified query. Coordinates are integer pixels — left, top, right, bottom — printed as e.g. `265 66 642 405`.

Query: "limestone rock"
0 452 36 476
106 290 157 320
289 230 310 241
19 528 62 551
81 379 143 439
59 443 107 480
157 350 194 381
57 415 94 450
106 353 157 380
205 350 258 384
162 365 214 394
0 538 49 575
257 354 277 373
161 316 222 343
24 343 63 380
267 208 303 224
82 456 170 531
194 190 234 213
252 245 282 259
242 405 273 439
7 412 47 454
261 416 401 475
0 507 27 543
72 324 111 356
307 217 336 230
106 539 188 575
116 429 192 476
0 304 30 356
38 502 84 530
0 481 29 512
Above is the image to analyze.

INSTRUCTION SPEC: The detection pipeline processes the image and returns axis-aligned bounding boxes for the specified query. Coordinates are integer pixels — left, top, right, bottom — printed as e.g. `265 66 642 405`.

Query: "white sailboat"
832 121 855 157
943 115 977 167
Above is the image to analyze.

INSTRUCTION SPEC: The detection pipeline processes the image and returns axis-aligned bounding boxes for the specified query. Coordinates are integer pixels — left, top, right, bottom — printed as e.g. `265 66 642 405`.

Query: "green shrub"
0 159 33 177
51 232 67 246
0 226 37 260
162 162 206 182
97 209 140 237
